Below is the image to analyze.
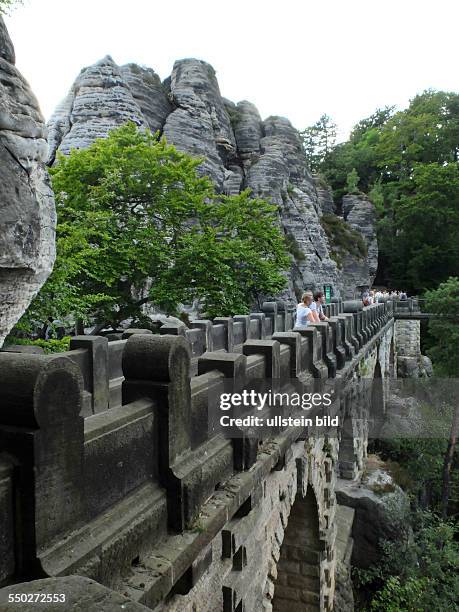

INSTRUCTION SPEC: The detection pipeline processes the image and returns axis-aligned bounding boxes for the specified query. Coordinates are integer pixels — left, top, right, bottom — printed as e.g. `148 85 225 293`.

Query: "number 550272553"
8 593 66 603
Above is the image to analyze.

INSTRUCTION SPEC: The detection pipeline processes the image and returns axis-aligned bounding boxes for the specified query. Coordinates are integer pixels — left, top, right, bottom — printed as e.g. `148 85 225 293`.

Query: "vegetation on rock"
320 213 367 267
303 90 459 293
15 123 289 333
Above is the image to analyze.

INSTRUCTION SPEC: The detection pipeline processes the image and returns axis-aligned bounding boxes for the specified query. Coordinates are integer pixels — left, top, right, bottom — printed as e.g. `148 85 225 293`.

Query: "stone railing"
0 299 393 605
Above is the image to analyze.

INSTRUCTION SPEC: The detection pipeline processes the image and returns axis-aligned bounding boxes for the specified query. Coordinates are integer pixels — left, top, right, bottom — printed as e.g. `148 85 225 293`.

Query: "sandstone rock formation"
336 466 409 569
47 56 379 302
0 17 55 347
340 194 378 299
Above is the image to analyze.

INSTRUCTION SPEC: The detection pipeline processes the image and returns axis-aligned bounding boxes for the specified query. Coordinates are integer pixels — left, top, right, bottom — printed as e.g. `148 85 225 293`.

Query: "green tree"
390 163 459 292
151 190 289 318
301 114 337 172
425 277 459 517
357 511 459 611
319 90 459 291
345 167 360 194
17 123 289 333
425 277 459 377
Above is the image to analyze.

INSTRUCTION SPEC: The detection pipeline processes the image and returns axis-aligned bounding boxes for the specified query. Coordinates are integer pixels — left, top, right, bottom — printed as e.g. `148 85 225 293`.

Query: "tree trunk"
441 397 459 519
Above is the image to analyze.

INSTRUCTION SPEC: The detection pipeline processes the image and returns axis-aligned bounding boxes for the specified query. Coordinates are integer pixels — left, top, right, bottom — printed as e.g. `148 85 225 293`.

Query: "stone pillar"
0 353 84 576
262 301 279 335
311 323 337 378
191 320 214 351
250 313 266 339
394 319 423 378
233 315 252 342
272 332 302 378
328 318 346 370
242 339 281 379
122 334 192 530
214 317 235 352
70 335 109 414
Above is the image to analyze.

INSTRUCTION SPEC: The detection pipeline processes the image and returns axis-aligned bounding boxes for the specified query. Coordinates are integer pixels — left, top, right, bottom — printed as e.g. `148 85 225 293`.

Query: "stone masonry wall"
394 319 424 378
0 301 394 612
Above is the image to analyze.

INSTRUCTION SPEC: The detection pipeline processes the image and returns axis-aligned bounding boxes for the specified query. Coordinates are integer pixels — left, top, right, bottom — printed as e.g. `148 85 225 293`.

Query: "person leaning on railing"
294 292 316 330
311 291 329 322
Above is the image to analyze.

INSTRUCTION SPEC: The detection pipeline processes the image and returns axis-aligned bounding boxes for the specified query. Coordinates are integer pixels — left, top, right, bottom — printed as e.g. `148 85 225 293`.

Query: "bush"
355 510 459 612
4 337 71 354
320 213 367 266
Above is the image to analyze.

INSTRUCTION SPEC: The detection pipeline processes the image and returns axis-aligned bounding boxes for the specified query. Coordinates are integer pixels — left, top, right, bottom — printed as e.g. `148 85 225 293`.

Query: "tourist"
400 290 408 300
362 289 371 307
311 290 329 322
294 292 315 329
375 289 383 302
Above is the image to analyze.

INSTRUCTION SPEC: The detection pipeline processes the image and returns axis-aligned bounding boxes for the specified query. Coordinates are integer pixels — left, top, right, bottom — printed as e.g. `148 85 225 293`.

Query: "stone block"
191 319 214 351
243 339 281 379
70 335 109 414
0 576 150 611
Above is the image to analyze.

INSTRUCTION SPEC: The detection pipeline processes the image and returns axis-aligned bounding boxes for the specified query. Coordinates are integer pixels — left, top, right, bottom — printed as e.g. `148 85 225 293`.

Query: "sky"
4 0 459 141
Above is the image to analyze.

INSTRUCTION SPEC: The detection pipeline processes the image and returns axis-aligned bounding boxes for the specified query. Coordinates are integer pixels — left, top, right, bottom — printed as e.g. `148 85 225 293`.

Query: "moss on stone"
320 214 368 268
285 232 306 262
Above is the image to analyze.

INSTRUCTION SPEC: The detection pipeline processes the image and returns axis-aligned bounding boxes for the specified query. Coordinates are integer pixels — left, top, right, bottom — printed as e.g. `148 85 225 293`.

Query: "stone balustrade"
0 300 393 610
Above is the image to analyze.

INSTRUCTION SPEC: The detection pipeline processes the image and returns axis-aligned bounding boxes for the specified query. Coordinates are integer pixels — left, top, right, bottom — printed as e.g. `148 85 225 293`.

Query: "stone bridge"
0 300 399 611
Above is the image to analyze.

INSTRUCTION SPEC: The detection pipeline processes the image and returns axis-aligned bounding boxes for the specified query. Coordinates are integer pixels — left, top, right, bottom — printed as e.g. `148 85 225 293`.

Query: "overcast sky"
5 0 458 141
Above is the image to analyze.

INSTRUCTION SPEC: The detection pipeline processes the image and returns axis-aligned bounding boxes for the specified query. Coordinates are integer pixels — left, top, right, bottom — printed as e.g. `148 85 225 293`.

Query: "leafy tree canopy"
17 123 289 333
425 277 459 377
310 90 459 292
301 114 337 172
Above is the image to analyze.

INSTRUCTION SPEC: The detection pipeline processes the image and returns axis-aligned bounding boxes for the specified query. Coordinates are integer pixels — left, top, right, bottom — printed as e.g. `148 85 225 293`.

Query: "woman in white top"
294 292 316 329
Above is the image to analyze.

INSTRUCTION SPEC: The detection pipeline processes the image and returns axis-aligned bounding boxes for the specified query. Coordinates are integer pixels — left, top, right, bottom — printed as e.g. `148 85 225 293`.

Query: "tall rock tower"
0 17 56 346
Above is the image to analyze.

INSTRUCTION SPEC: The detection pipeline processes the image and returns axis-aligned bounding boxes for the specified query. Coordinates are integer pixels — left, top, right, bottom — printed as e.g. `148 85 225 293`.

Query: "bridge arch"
272 485 322 611
369 360 385 441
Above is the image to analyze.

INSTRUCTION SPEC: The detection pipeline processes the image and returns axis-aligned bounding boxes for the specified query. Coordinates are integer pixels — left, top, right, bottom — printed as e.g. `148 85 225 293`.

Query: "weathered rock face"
340 194 379 299
240 114 342 300
336 466 410 569
47 56 150 164
0 17 55 347
313 176 336 215
47 56 379 303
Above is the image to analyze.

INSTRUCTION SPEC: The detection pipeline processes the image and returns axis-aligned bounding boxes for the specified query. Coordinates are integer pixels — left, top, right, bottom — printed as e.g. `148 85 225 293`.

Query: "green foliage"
225 105 241 128
377 438 451 510
356 511 458 609
284 232 305 261
388 164 459 292
369 576 430 612
424 277 459 377
317 90 459 292
356 511 459 612
18 123 288 330
150 190 290 318
301 114 337 172
4 337 71 354
320 213 367 266
345 167 360 194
